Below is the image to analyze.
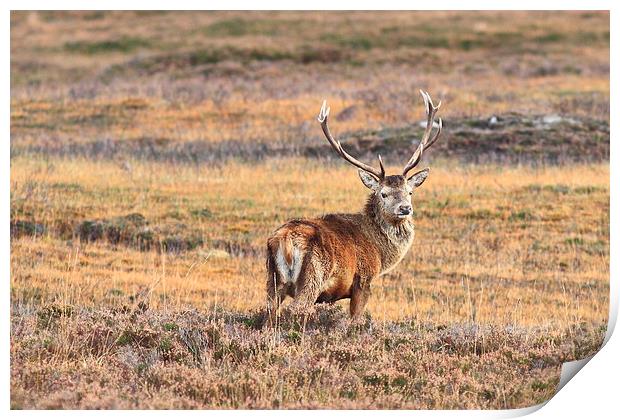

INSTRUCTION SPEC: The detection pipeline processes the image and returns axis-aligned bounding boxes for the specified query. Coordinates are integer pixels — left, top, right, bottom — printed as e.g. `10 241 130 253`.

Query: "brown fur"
265 174 420 326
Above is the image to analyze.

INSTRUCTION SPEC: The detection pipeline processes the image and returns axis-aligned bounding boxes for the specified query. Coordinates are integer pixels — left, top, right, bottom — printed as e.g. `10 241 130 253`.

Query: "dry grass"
10 159 609 408
10 305 605 409
10 11 609 410
10 158 609 326
11 11 609 151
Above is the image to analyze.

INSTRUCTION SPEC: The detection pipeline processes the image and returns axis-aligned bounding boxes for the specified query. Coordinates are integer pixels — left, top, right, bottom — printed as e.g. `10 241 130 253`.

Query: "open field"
10 11 609 409
10 158 609 324
10 159 609 409
10 304 605 409
11 11 609 163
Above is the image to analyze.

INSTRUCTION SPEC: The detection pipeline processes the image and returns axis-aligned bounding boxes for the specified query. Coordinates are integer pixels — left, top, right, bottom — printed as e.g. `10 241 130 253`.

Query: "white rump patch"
275 245 303 285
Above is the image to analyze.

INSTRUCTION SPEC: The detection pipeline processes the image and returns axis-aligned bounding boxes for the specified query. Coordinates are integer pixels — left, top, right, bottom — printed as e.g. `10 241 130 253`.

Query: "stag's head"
357 172 429 221
317 90 443 221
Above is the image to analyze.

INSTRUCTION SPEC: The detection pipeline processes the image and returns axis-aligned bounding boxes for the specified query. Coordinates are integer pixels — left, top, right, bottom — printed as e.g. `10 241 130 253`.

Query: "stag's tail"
267 230 304 286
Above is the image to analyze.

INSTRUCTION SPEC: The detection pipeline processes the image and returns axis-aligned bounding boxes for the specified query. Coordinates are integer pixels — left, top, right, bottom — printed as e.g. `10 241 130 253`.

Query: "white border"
3 2 616 418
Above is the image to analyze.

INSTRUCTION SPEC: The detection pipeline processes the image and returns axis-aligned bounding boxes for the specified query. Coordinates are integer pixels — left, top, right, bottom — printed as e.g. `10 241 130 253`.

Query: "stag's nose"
398 205 412 215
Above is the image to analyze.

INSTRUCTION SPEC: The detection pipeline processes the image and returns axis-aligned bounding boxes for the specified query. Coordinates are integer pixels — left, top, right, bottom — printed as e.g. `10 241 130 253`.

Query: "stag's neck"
363 194 415 273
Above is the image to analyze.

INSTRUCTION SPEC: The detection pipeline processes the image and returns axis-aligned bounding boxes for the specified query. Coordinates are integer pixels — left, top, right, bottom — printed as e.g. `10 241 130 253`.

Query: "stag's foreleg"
350 274 372 321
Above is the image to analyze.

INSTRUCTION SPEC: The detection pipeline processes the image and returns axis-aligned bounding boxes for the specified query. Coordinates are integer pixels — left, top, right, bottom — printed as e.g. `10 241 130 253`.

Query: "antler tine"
402 90 443 177
318 100 385 180
425 117 443 149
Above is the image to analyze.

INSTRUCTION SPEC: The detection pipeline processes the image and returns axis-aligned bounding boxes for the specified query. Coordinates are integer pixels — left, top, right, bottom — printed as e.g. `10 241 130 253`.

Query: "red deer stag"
265 90 443 326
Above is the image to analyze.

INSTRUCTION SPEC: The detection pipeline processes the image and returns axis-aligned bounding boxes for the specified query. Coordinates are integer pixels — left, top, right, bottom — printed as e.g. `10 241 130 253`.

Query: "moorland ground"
10 11 609 409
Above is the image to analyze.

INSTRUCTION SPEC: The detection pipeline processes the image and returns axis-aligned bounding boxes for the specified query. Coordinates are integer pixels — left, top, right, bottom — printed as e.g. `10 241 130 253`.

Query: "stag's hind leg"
287 256 325 316
265 252 290 328
265 274 288 327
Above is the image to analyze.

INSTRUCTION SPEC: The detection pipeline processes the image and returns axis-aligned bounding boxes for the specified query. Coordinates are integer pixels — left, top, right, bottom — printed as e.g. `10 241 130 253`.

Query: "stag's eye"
381 192 387 198
409 191 413 195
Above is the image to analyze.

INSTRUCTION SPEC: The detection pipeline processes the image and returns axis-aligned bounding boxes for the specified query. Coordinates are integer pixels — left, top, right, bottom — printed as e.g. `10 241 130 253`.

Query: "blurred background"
10 11 609 164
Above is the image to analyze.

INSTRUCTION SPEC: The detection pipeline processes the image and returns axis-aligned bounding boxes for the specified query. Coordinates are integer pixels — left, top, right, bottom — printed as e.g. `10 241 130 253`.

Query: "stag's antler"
317 100 385 180
402 90 443 178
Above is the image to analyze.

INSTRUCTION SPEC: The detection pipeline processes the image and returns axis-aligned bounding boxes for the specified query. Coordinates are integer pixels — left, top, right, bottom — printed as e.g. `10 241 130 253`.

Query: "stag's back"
266 215 382 301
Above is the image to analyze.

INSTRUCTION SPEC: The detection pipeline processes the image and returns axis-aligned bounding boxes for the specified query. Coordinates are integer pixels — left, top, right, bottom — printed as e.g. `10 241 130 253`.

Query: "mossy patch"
76 213 204 253
64 37 151 54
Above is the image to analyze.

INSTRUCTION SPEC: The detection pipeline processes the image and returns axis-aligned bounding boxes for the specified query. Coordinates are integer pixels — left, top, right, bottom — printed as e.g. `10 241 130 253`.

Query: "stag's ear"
358 170 380 191
407 168 430 188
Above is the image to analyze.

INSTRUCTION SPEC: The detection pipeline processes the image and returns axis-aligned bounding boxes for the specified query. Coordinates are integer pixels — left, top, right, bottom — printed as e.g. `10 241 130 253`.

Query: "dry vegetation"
10 11 609 409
